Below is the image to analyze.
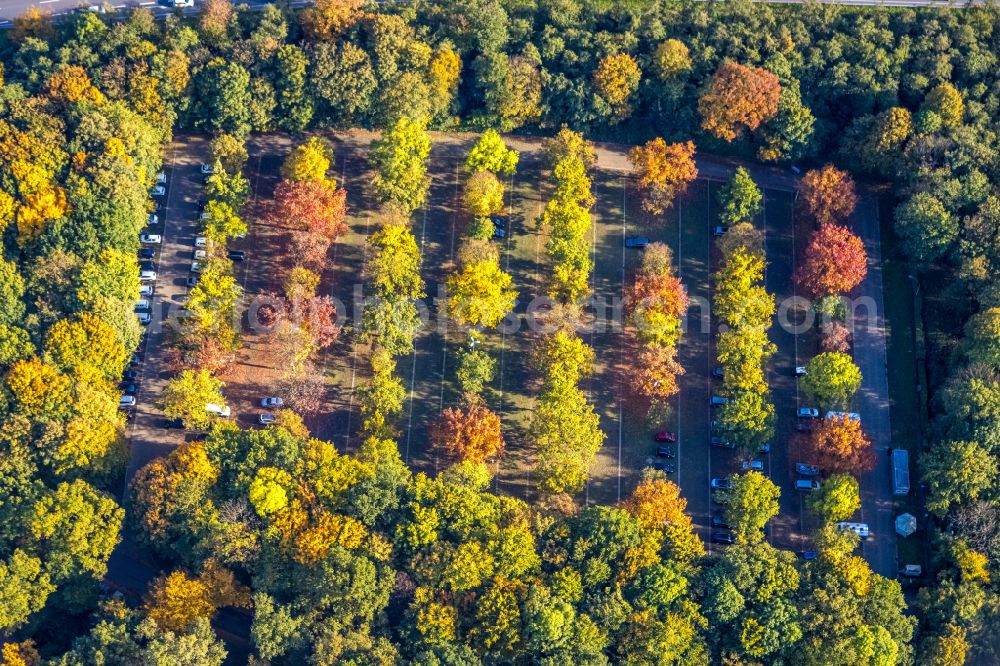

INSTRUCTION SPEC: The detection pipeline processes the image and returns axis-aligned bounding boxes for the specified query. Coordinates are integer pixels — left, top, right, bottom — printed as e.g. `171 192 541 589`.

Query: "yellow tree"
628 139 698 215
447 259 517 329
464 171 505 219
282 136 335 183
594 53 641 120
300 0 364 42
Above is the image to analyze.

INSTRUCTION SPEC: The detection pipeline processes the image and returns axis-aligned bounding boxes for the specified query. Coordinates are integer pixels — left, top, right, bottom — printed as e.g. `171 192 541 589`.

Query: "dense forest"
0 0 998 663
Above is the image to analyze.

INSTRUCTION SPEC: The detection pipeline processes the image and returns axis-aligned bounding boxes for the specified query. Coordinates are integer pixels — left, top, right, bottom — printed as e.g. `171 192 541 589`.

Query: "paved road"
0 0 307 26
852 193 897 578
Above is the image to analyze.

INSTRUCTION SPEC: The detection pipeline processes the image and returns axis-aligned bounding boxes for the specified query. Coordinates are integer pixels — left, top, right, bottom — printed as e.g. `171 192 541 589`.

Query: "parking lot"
120 131 899 576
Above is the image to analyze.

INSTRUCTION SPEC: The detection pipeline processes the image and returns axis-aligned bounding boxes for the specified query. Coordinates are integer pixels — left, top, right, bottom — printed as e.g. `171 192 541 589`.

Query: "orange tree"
430 402 504 464
698 61 780 142
799 165 858 226
795 224 868 298
804 415 876 475
627 138 698 215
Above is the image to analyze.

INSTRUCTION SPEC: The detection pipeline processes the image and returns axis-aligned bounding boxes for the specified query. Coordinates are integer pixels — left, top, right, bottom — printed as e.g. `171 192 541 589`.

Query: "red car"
655 431 676 443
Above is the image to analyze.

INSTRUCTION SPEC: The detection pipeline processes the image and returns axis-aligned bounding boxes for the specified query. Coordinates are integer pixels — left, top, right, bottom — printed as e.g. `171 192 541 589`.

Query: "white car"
139 284 153 297
136 312 151 325
205 403 231 418
140 234 161 244
195 236 207 248
147 214 158 226
173 0 194 8
258 413 276 425
156 173 167 184
151 185 166 196
194 249 207 260
261 397 284 408
741 460 764 472
139 269 157 281
135 298 150 311
200 163 214 174
119 395 136 407
199 211 210 221
826 411 861 422
795 366 807 376
797 407 820 418
191 261 203 273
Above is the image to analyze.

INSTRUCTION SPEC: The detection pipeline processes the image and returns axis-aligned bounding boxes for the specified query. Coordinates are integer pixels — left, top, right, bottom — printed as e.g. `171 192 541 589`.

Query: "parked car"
652 461 675 473
123 370 138 381
187 275 199 287
139 270 157 282
140 234 162 244
120 382 137 394
259 413 276 425
655 431 676 443
228 250 246 261
493 225 507 239
199 211 210 221
711 515 729 528
796 463 821 476
195 236 207 247
801 550 818 560
162 418 185 429
655 446 675 458
711 531 735 545
191 261 203 273
119 395 136 407
796 420 815 432
194 249 207 260
710 436 735 448
138 248 155 260
758 442 771 453
712 366 724 379
836 522 871 539
713 225 728 236
797 407 820 418
206 403 231 418
261 397 284 408
710 478 731 490
135 298 150 311
151 185 166 196
795 366 807 376
625 236 650 248
139 284 153 297
156 173 167 184
147 214 158 226
711 395 729 406
795 479 821 491
741 460 764 472
137 312 151 325
201 163 214 174
826 411 861 422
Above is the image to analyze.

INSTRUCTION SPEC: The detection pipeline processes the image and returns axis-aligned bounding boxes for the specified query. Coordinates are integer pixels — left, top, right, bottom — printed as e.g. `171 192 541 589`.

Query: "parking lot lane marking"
676 197 682 490
404 190 430 464
706 182 714 552
434 160 460 475
495 169 516 494
617 173 626 502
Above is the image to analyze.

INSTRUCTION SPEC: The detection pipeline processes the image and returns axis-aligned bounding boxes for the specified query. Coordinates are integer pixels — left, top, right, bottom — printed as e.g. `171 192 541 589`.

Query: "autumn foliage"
628 139 698 215
795 223 868 298
593 53 642 120
799 165 858 226
698 61 780 142
430 402 504 463
273 180 347 239
804 415 876 475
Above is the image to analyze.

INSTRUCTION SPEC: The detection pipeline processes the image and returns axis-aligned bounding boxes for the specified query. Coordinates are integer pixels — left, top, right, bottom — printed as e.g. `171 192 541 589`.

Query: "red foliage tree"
795 223 868 298
624 343 684 402
430 403 504 463
804 415 875 475
821 321 852 353
799 164 859 226
273 180 348 239
698 62 780 142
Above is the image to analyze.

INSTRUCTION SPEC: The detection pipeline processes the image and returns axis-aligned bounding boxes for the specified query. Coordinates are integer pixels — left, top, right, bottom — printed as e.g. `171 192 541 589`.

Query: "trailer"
892 449 910 496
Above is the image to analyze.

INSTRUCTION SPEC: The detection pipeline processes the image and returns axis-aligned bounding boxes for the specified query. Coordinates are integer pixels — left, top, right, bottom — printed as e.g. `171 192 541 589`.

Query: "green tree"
894 193 957 267
28 479 123 583
808 473 861 522
455 343 496 396
194 59 253 137
464 170 505 219
718 167 762 225
0 258 26 327
801 352 862 410
467 129 519 175
273 44 314 131
161 370 226 430
921 440 998 517
0 549 54 632
724 471 780 543
369 117 431 212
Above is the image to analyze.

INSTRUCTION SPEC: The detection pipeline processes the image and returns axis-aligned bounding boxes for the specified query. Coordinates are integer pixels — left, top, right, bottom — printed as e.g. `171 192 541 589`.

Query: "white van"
836 522 870 539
